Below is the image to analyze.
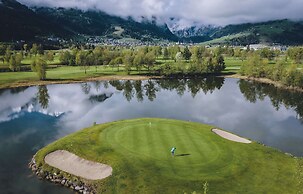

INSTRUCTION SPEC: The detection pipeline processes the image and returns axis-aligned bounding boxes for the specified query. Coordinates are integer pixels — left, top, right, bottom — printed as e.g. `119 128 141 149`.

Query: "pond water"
0 77 302 194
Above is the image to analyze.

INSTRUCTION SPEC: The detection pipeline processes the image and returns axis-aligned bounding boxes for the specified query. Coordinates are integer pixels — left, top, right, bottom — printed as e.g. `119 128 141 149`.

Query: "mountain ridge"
1 0 303 45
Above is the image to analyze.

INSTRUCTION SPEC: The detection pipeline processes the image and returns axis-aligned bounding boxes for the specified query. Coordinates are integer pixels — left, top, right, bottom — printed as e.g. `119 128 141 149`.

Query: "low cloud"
16 0 303 27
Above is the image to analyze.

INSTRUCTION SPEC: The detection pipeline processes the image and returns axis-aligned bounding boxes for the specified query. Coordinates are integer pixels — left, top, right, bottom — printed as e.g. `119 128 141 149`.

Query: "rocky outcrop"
29 155 95 194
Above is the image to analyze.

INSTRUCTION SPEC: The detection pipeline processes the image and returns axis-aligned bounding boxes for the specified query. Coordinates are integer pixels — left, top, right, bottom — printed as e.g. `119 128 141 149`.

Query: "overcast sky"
18 0 303 27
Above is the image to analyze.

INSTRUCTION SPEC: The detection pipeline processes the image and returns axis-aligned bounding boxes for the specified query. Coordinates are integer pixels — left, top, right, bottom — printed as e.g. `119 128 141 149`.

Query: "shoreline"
29 154 96 194
0 75 163 90
222 74 303 93
1 74 302 93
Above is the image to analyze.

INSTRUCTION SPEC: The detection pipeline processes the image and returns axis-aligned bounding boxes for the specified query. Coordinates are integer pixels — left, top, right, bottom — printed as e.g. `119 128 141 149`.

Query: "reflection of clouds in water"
0 88 36 122
0 83 114 124
0 87 63 122
55 79 300 144
0 79 302 155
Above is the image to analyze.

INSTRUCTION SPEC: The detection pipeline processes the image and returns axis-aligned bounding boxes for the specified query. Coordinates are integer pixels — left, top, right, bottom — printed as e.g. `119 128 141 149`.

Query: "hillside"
34 7 177 41
1 0 303 45
0 0 70 41
175 20 303 45
0 0 177 42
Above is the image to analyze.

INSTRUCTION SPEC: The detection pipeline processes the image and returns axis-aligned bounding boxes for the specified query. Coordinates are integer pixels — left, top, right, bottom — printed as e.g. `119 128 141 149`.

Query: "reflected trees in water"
36 85 50 109
238 80 303 119
106 77 225 102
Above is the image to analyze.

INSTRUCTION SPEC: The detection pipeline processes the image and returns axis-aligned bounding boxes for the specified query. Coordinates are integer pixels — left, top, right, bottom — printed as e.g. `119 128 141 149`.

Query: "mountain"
0 0 69 41
33 7 177 41
172 19 303 45
0 0 177 42
1 0 303 45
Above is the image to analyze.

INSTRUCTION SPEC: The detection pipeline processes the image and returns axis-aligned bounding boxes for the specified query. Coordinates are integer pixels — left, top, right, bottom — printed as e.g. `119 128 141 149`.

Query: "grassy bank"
34 118 303 194
0 66 152 89
0 56 238 89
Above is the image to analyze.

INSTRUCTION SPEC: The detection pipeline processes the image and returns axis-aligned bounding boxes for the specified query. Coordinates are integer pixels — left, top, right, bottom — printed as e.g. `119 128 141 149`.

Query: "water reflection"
239 80 303 120
0 77 303 194
105 77 224 102
37 86 50 109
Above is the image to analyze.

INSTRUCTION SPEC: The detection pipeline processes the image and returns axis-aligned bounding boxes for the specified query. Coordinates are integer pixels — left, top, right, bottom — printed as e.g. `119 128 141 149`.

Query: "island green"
34 118 303 194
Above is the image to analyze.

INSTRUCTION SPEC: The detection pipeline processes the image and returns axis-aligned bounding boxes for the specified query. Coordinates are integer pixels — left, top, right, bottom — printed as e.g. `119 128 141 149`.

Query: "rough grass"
35 118 303 194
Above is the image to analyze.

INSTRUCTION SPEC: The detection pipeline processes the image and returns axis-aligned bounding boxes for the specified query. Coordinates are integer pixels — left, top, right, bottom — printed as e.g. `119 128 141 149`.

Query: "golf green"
35 118 303 193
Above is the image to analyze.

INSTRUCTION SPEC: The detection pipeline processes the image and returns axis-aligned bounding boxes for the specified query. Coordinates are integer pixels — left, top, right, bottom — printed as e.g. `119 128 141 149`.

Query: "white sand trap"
212 129 252 144
45 150 112 180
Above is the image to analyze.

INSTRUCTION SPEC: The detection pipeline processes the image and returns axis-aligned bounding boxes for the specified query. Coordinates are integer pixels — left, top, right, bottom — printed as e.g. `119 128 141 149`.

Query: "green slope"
35 118 303 194
209 19 303 45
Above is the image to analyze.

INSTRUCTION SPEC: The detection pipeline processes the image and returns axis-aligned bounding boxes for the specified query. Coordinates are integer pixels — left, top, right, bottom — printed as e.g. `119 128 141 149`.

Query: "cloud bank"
18 0 303 26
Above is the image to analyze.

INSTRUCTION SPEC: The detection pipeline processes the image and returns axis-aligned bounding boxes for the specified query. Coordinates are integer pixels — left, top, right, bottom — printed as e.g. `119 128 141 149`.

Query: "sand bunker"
44 150 112 180
212 129 251 144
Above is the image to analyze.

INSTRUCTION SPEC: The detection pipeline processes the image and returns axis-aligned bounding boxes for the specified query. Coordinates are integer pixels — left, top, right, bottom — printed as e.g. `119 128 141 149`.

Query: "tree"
123 51 134 74
205 56 215 73
93 47 104 71
31 58 47 80
9 53 22 72
4 46 12 63
30 44 39 56
282 65 302 87
133 52 144 73
9 55 16 72
163 47 169 60
76 50 90 74
214 55 226 73
144 52 156 72
259 48 275 61
240 53 267 78
154 46 162 58
268 60 286 81
192 47 203 64
114 57 123 72
60 51 76 66
168 46 180 61
37 86 50 109
287 47 303 64
44 51 54 62
183 46 192 61
0 44 7 56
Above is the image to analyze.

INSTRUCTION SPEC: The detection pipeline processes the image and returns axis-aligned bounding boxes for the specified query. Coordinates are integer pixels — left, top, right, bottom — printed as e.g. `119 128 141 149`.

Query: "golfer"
171 147 176 157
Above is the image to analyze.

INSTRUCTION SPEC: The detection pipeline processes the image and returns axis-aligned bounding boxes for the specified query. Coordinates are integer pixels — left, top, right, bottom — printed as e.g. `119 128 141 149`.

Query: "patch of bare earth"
44 150 112 180
212 129 251 144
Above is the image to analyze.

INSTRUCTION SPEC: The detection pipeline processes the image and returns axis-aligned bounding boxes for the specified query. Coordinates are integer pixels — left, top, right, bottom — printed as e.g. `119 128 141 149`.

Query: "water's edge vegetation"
0 44 302 91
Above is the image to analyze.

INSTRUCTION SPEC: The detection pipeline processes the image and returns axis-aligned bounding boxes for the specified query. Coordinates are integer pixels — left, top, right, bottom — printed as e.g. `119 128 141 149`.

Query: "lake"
0 77 302 194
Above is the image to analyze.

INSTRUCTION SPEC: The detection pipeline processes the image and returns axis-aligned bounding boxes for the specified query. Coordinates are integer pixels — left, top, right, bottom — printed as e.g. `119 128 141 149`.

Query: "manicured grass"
223 57 244 73
35 118 303 194
21 56 61 65
0 66 149 88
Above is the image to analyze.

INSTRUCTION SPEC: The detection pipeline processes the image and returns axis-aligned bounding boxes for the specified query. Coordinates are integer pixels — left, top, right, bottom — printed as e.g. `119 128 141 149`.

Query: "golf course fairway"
34 118 303 193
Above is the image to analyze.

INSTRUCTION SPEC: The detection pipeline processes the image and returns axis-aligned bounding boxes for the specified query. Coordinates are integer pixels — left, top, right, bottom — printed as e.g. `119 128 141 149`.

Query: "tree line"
240 52 303 88
0 43 52 80
58 45 226 76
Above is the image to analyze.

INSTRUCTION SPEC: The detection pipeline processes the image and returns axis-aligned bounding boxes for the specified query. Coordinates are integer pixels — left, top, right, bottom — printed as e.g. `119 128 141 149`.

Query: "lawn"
35 118 303 194
0 66 150 89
